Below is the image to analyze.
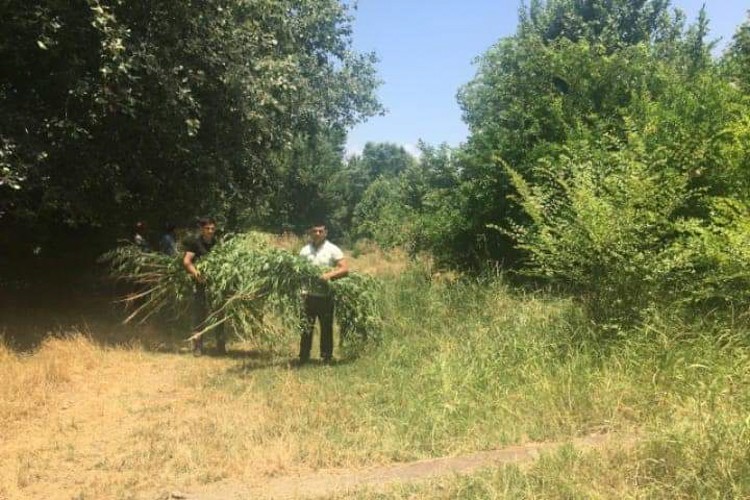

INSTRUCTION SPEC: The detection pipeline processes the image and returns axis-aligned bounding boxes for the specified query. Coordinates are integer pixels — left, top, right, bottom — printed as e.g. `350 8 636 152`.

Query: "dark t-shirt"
183 235 216 262
160 233 178 256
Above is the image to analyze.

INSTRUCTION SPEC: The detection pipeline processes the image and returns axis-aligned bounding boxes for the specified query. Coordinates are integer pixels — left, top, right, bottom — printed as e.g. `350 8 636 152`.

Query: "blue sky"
345 1 750 156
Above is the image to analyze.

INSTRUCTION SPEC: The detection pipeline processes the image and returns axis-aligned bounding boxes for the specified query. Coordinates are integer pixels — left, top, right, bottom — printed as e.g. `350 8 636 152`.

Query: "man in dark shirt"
183 216 225 356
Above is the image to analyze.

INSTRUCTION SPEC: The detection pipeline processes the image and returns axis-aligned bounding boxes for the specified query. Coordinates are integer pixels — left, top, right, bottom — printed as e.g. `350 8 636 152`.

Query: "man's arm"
183 251 203 282
322 258 349 281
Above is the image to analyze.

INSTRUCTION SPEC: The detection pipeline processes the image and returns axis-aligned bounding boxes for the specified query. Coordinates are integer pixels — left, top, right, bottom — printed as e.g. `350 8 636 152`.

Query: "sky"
345 1 750 157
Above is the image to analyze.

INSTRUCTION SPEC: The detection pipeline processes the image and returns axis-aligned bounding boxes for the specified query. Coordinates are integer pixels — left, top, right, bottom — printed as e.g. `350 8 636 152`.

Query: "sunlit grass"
2 258 749 498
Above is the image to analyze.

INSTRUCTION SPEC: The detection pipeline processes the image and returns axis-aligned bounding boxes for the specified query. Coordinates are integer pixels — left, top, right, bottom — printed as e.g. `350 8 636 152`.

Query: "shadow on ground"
1 277 359 375
1 277 197 354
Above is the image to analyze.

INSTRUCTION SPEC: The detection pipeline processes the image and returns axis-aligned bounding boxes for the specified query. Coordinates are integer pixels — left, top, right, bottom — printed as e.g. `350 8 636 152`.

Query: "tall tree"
450 0 718 267
725 11 750 93
0 0 381 237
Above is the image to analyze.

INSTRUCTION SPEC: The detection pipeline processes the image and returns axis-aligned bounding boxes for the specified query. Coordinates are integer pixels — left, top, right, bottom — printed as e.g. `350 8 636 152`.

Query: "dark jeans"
193 284 224 349
300 294 334 361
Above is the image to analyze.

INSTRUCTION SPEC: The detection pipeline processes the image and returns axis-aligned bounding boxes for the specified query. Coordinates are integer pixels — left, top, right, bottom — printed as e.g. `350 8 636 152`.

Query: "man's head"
307 222 327 247
197 216 216 242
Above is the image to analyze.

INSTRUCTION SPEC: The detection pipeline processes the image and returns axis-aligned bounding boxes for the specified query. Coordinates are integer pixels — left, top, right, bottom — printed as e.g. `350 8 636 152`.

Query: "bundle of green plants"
100 244 193 324
100 232 383 350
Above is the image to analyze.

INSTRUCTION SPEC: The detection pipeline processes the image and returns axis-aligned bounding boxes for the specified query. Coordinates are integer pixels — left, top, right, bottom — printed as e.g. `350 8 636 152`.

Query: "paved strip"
177 433 620 500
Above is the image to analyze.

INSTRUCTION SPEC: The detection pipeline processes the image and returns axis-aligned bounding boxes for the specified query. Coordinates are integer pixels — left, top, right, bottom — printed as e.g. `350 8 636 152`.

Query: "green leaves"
2 0 381 232
101 232 383 352
669 198 750 309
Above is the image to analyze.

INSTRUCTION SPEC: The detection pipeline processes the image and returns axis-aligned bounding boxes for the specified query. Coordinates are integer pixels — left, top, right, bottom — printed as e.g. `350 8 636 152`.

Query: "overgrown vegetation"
3 264 749 498
4 1 750 497
343 2 750 330
1 0 382 239
101 232 382 351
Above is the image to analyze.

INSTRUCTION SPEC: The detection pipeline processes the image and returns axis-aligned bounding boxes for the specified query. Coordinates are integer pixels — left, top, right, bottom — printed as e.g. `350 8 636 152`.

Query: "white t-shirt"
299 240 344 268
299 241 344 296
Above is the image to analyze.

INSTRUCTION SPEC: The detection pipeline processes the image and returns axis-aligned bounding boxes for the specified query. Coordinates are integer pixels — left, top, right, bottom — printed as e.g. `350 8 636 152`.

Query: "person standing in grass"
183 216 225 356
298 222 349 364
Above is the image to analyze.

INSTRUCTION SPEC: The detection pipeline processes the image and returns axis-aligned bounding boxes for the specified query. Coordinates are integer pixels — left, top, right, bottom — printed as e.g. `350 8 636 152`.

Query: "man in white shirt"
298 222 349 364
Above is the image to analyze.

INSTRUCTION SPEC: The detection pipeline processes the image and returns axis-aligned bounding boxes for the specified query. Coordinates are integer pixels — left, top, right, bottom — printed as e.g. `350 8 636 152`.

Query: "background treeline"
344 1 750 330
3 0 750 330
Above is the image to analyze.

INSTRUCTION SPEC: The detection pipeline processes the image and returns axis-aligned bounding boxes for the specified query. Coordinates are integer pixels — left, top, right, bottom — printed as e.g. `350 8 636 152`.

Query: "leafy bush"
669 198 750 313
351 177 416 248
506 139 691 328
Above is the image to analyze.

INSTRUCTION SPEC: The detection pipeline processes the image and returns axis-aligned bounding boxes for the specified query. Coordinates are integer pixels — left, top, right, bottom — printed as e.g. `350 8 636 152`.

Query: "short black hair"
197 216 216 227
309 220 327 229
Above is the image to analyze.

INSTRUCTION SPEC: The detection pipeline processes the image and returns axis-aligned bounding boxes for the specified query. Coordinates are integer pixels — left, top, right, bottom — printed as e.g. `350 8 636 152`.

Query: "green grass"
202 266 750 497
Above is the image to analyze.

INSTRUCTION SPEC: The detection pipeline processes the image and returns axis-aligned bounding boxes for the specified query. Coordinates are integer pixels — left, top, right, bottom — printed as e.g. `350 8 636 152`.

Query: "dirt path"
178 433 617 500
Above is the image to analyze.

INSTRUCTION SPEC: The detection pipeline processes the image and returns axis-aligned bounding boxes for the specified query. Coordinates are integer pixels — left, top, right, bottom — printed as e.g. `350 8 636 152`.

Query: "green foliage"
344 141 477 267
1 0 381 233
100 232 383 351
99 243 193 323
412 0 750 331
356 142 417 180
351 177 415 247
244 269 750 497
249 128 351 236
519 0 682 49
670 198 750 311
725 11 750 93
446 0 730 270
506 137 691 326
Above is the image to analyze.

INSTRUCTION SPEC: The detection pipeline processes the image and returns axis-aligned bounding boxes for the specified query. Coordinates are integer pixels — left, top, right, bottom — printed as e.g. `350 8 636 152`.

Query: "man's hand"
183 251 205 283
321 258 349 282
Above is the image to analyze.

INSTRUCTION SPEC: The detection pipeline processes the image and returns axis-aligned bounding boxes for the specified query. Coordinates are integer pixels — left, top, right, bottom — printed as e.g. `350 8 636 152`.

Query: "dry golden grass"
2 335 251 498
0 334 104 427
0 243 435 499
0 329 390 499
347 241 411 277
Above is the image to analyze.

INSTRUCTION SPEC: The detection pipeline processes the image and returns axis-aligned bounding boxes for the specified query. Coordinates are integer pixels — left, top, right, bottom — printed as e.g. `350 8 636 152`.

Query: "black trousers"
193 284 224 347
300 294 334 361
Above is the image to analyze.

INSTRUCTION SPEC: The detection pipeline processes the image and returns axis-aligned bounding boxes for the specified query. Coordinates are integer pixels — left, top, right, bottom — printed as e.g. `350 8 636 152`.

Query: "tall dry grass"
0 334 103 426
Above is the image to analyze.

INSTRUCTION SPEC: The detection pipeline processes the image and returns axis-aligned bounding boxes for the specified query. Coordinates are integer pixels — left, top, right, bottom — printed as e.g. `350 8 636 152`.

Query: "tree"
448 0 750 326
252 127 351 236
357 142 416 180
310 142 418 240
725 11 750 93
0 0 382 238
448 0 719 268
